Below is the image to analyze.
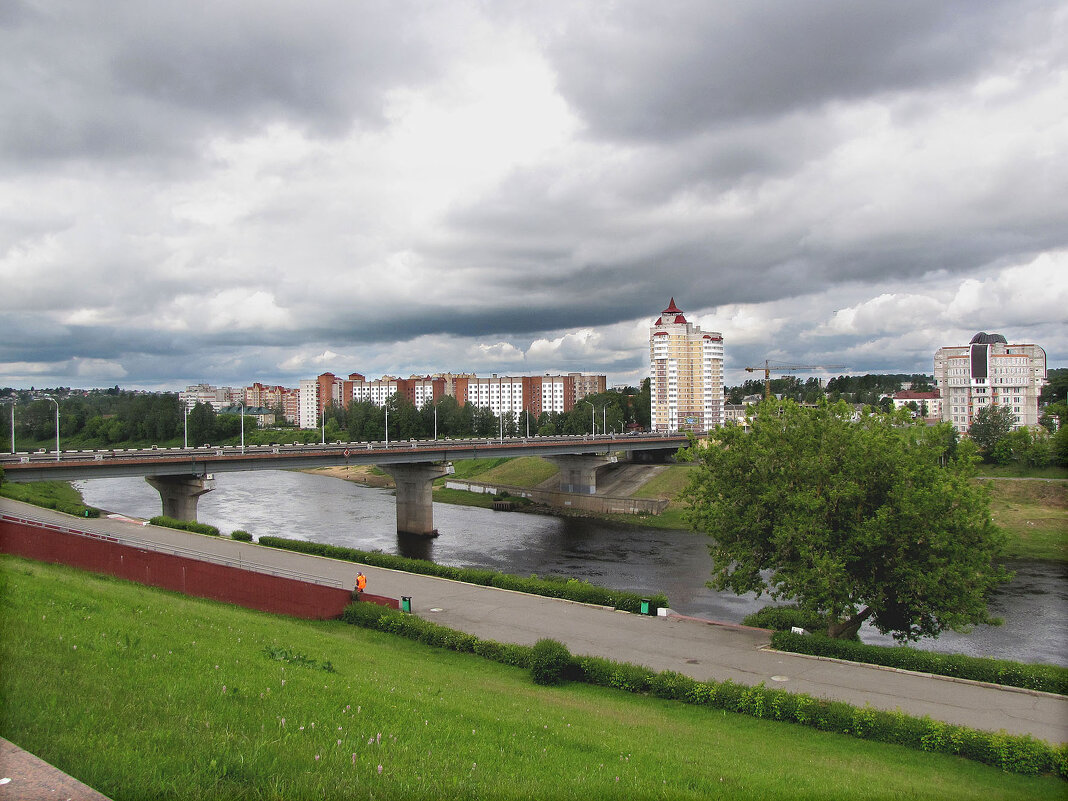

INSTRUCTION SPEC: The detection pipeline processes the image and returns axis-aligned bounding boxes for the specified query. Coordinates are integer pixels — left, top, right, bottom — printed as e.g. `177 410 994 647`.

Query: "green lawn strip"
984 479 1067 562
432 486 500 510
442 458 513 481
629 465 694 500
0 480 100 518
256 536 667 613
768 632 1068 696
1 556 1063 800
475 456 559 487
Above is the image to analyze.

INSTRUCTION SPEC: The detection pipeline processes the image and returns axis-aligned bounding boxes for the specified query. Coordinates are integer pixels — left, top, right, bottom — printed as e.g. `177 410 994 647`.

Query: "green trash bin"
640 599 650 615
401 596 412 613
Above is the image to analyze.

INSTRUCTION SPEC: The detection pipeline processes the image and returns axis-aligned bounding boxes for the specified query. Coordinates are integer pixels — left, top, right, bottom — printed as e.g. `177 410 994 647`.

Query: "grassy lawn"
630 465 693 501
0 479 86 508
476 456 559 487
985 479 1067 561
1 556 1062 801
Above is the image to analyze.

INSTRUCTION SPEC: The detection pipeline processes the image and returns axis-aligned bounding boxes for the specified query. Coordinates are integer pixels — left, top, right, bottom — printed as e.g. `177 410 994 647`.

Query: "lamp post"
42 395 59 461
238 402 245 453
321 405 326 445
434 404 438 440
183 404 190 449
584 400 595 435
2 399 13 454
384 402 389 446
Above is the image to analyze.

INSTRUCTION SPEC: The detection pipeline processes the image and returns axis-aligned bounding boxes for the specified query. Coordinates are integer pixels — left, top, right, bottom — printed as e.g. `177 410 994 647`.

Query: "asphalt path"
3 497 1065 745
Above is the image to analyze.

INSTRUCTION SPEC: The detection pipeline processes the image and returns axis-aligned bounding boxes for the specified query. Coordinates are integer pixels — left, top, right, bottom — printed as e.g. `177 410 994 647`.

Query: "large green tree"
681 400 1009 641
968 403 1017 461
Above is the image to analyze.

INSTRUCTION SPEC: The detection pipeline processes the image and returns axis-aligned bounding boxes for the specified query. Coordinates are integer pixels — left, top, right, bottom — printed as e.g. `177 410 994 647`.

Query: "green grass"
442 458 514 481
1 556 1062 800
630 465 694 500
977 465 1068 480
476 456 559 487
985 479 1067 561
0 479 98 517
433 486 506 510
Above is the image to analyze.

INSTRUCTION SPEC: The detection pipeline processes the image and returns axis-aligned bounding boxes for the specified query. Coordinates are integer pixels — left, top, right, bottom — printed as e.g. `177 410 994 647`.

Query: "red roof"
894 390 940 400
654 316 663 325
662 297 682 315
674 314 687 323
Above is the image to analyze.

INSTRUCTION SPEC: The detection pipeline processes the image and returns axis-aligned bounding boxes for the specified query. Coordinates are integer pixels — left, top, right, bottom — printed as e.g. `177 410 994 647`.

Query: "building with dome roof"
649 298 724 433
934 333 1046 432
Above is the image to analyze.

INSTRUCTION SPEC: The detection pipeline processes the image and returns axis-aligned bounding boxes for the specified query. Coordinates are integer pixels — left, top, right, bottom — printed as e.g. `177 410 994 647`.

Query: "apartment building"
296 370 607 429
179 384 240 412
934 332 1046 432
649 298 724 433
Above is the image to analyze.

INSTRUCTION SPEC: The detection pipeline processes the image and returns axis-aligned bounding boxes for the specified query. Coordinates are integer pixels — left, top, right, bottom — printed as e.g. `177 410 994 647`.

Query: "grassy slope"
1 555 1061 801
984 479 1067 561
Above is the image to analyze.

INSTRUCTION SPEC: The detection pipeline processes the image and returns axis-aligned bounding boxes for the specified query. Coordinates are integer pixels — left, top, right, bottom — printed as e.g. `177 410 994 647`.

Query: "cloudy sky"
2 1 1066 391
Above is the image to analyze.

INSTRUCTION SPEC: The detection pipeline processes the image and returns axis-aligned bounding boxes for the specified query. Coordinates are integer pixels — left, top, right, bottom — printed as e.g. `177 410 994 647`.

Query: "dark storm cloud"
0 0 443 163
547 1 1044 141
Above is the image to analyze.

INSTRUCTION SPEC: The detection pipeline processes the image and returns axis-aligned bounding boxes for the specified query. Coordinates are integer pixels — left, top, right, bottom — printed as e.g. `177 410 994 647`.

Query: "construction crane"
744 360 846 399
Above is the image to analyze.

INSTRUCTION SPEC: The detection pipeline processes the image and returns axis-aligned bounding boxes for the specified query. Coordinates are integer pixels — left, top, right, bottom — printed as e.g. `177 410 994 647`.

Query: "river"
74 470 1068 667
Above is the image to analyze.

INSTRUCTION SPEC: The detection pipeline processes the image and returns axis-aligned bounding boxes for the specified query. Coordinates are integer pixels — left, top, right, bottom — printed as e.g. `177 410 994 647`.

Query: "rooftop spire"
662 297 682 315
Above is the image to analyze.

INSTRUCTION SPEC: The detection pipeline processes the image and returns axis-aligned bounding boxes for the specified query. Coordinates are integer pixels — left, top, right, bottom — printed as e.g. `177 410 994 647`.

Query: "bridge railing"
0 509 348 589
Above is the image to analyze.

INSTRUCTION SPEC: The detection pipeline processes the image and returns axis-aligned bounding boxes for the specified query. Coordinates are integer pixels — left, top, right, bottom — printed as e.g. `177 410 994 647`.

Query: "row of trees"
322 386 649 443
1 384 652 449
725 374 934 407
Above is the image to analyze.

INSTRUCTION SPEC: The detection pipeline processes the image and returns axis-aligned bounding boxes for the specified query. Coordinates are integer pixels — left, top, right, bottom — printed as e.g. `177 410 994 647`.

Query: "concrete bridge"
0 433 687 536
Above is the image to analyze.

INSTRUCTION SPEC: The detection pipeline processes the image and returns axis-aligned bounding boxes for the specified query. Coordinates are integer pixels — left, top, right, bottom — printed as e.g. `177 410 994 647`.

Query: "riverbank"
303 460 1067 563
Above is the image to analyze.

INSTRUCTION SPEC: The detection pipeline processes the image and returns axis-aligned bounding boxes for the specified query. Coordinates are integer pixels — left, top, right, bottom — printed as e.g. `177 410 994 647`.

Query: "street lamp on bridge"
40 395 59 462
1 398 13 454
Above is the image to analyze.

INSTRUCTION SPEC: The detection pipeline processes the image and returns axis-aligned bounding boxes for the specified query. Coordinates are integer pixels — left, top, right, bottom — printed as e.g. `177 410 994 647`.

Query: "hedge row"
34 498 100 518
771 631 1068 697
342 602 1068 779
148 516 221 537
260 535 668 613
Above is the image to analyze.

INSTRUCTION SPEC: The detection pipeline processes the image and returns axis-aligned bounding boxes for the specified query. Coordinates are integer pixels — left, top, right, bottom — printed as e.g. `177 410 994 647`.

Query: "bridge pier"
379 463 452 536
145 474 215 522
548 454 616 495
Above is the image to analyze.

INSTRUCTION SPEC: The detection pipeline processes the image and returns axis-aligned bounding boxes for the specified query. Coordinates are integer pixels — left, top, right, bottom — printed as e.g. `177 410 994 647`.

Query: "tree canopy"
968 403 1018 461
680 400 1010 641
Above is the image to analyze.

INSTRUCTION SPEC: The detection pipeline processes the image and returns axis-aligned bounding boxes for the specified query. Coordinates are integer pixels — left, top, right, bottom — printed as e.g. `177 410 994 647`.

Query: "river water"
74 470 1067 667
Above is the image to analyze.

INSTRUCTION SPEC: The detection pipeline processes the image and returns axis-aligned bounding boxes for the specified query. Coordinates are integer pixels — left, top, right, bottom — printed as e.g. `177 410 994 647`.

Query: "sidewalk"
0 739 111 801
3 497 1066 744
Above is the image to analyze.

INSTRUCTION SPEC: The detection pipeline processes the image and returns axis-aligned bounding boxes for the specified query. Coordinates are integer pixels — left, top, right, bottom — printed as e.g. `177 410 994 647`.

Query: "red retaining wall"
0 518 396 619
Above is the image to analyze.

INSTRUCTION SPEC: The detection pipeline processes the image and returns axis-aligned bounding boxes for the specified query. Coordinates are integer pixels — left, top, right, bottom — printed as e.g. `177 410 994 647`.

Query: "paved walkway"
3 497 1066 746
0 738 111 801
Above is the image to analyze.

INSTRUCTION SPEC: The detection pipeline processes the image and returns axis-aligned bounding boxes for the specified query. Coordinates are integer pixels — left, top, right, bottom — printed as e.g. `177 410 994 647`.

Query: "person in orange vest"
354 571 367 600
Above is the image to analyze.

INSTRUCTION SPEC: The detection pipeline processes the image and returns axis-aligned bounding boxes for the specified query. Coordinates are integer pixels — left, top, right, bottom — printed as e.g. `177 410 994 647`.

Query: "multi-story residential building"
934 332 1046 432
179 384 240 412
649 298 724 433
244 383 300 424
891 390 942 420
296 370 608 429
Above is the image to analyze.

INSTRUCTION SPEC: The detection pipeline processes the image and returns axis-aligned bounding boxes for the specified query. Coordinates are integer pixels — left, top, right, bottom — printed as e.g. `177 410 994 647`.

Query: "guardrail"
0 510 348 589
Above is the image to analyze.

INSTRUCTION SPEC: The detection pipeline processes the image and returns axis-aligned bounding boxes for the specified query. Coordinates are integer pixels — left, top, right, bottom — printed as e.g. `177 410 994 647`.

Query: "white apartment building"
649 298 725 433
934 332 1046 432
179 384 240 412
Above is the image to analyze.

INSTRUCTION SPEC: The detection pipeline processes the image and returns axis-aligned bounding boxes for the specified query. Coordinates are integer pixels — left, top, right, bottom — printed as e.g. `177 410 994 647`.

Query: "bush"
771 631 1068 695
148 516 220 536
339 602 1066 779
257 535 669 614
529 639 573 686
230 530 253 542
743 604 828 634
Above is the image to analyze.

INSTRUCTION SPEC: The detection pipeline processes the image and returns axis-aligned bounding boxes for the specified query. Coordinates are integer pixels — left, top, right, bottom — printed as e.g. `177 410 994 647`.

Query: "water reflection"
74 469 1067 666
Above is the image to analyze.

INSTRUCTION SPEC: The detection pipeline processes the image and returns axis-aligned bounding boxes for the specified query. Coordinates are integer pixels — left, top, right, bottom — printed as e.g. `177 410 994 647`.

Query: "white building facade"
934 332 1046 432
649 298 724 434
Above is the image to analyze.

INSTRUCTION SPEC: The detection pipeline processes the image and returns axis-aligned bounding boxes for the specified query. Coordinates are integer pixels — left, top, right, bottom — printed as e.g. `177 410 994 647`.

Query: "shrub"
257 535 669 614
530 639 573 686
338 602 1065 779
230 530 253 542
743 604 828 634
770 631 1068 695
148 516 220 536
